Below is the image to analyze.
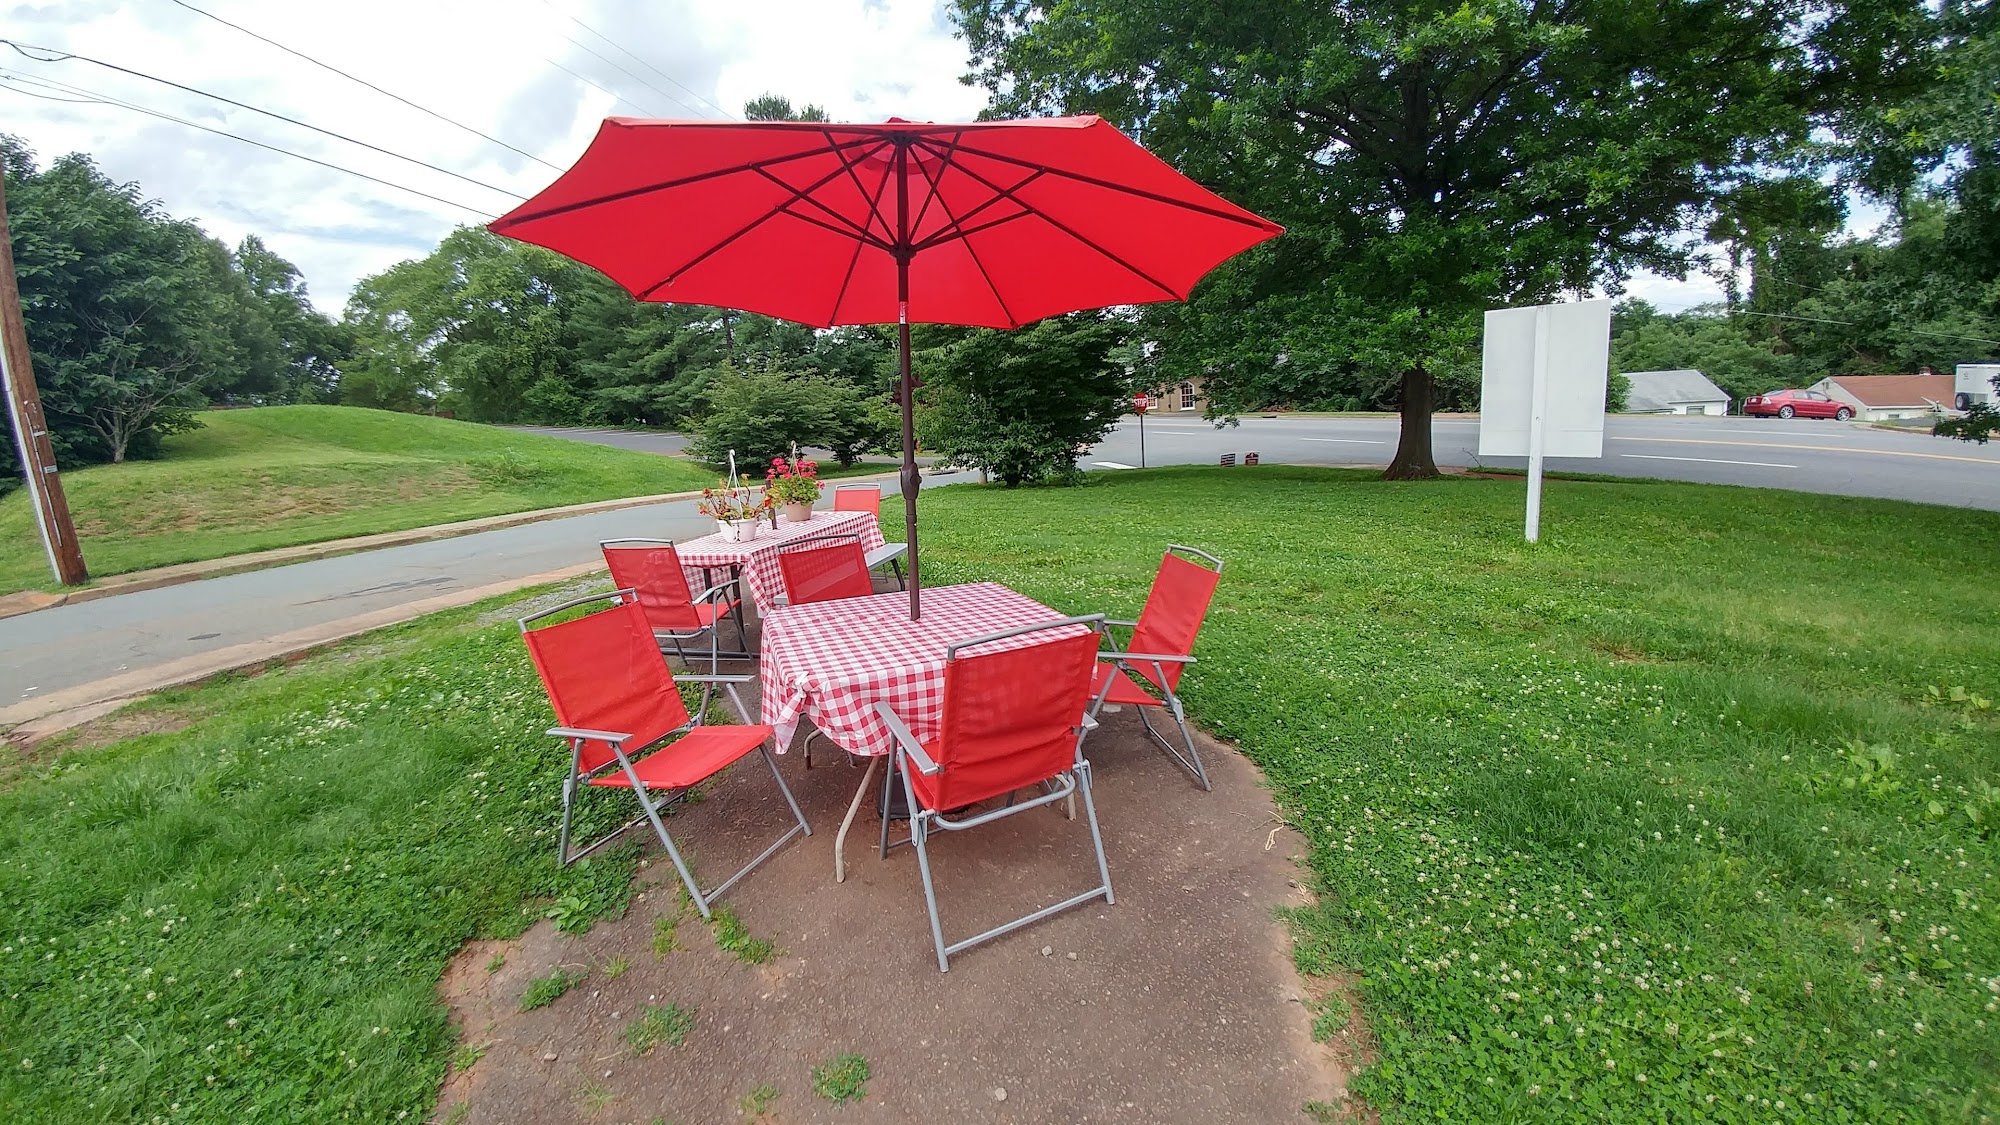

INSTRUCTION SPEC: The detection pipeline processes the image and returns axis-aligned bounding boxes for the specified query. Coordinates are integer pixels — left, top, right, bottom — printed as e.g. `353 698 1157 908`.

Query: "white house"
1622 369 1731 415
1810 373 1956 421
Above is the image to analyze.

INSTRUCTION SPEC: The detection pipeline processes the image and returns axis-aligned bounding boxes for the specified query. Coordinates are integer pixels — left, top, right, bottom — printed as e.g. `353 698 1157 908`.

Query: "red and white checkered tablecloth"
675 509 885 611
759 582 1086 758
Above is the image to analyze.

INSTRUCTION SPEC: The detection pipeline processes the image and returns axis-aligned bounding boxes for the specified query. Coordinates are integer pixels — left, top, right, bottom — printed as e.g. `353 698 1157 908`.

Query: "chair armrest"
1098 650 1195 665
873 703 941 774
691 581 738 606
548 726 633 744
673 673 754 684
1104 618 1139 628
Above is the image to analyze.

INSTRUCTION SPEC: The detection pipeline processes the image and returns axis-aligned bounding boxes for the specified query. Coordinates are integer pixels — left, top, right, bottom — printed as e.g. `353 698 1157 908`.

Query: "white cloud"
0 0 985 311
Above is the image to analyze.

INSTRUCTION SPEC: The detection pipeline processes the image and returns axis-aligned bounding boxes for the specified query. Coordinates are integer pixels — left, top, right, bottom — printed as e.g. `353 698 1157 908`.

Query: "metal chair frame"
1088 544 1224 791
833 485 907 588
874 614 1114 972
519 589 810 920
600 538 753 670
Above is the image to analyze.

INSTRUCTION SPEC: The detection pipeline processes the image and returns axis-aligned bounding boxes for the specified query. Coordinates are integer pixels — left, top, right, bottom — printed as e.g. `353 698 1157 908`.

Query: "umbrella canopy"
490 115 1283 618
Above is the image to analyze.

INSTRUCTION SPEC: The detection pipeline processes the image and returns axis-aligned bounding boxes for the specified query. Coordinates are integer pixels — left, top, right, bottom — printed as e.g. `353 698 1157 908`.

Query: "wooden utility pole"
0 170 88 586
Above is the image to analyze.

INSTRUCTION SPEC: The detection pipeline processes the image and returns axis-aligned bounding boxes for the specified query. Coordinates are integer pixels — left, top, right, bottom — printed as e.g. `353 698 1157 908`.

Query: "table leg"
834 756 881 883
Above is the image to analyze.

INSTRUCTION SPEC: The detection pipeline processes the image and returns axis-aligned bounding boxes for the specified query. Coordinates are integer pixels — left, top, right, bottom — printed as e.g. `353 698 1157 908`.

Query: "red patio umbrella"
490 115 1282 619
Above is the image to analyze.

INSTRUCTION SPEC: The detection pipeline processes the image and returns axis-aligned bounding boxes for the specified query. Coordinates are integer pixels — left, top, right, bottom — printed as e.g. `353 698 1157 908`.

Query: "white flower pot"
783 502 813 523
716 519 759 542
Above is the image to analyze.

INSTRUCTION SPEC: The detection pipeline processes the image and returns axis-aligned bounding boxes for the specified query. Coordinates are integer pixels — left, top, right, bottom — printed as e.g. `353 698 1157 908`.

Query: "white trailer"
1957 364 2000 411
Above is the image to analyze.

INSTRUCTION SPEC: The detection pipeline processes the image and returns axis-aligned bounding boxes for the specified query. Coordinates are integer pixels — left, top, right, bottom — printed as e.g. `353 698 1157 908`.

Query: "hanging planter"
764 455 822 523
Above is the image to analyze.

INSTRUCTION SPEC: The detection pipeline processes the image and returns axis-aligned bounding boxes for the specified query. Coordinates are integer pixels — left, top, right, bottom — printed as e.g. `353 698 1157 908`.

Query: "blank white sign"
1478 299 1611 459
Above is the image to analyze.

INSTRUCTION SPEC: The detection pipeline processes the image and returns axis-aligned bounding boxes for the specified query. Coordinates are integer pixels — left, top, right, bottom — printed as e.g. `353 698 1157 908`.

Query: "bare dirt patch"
431 714 1352 1124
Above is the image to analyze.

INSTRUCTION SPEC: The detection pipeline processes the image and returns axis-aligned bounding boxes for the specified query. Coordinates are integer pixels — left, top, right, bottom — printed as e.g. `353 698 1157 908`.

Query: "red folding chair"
519 590 810 919
600 538 748 670
833 485 907 588
1088 545 1224 790
775 532 877 605
874 615 1113 971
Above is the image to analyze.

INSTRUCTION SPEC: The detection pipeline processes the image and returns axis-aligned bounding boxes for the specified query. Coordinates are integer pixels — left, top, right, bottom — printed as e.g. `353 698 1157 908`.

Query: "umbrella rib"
910 169 1043 253
912 138 1182 301
817 129 900 325
633 144 895 300
824 229 869 326
492 132 892 228
749 165 891 248
911 134 1277 231
908 134 1020 327
823 127 900 249
911 208 1034 253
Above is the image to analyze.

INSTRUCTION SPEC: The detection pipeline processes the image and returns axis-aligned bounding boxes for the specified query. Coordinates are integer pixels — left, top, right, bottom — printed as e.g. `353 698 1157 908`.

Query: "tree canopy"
955 0 1940 476
2 137 342 476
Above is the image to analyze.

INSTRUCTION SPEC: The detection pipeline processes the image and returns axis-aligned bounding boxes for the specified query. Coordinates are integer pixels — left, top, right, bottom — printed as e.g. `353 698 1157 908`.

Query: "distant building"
1144 378 1206 413
1810 373 1956 421
1621 369 1731 415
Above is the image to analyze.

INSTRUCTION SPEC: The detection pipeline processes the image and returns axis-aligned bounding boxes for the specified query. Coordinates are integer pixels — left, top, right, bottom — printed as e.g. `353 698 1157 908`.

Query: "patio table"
758 581 1087 880
674 509 885 615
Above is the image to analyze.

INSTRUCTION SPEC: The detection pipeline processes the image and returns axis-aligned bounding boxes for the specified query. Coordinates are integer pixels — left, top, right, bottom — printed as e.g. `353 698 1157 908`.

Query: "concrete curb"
0 469 908 621
1 562 608 747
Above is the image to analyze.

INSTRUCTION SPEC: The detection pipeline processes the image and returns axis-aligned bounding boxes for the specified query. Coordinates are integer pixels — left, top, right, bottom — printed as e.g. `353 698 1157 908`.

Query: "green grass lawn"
0 406 712 596
2 467 1997 1122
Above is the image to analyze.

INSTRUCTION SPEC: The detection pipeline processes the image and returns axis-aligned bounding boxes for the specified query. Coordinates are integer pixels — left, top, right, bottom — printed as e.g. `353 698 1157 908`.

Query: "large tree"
3 140 274 464
956 0 1930 477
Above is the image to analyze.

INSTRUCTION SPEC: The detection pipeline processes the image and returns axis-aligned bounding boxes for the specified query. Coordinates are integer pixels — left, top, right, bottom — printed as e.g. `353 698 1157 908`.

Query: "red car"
1743 389 1853 420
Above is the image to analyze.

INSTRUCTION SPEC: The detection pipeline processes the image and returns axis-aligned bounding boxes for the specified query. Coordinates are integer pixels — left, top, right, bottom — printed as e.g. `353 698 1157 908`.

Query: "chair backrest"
776 534 875 605
521 596 690 774
931 617 1103 809
832 486 881 516
1128 546 1223 691
600 539 701 632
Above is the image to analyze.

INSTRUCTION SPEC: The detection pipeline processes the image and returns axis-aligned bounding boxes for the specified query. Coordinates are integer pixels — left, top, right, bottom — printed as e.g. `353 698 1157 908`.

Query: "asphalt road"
0 467 960 716
1095 412 2000 511
4 414 1995 713
516 414 2000 512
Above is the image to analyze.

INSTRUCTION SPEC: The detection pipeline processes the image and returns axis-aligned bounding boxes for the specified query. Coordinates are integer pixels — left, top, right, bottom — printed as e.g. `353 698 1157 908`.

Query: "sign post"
1132 392 1150 468
1477 299 1611 543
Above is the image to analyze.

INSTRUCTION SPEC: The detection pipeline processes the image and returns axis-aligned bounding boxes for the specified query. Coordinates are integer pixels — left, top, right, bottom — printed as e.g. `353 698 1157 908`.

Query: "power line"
0 71 498 218
164 0 563 171
536 50 665 117
544 25 707 119
536 0 735 119
3 40 526 201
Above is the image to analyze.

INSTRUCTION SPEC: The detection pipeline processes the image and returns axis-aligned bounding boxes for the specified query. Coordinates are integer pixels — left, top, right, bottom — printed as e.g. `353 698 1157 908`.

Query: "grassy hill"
0 406 710 595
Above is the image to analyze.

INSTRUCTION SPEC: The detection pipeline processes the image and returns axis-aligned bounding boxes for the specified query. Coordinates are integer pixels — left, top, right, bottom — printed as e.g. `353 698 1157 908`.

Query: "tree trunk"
1382 363 1440 480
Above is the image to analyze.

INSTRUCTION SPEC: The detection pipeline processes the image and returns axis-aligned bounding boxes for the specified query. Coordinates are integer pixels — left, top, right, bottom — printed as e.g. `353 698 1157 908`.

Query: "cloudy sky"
1 0 1741 316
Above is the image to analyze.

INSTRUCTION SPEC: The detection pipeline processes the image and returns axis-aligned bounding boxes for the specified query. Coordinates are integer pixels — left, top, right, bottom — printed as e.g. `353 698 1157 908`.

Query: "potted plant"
697 483 769 541
764 456 822 523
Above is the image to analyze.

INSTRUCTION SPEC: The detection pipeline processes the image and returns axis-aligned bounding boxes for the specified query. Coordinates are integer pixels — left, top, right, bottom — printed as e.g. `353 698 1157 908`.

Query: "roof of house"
1622 369 1730 412
1826 373 1955 408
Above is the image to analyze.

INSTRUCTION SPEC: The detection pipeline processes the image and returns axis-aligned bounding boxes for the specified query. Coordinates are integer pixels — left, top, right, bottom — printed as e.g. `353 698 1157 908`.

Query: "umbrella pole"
898 262 920 622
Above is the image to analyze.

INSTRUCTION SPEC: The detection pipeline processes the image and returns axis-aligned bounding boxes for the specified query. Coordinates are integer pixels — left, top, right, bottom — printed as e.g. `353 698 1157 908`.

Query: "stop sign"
1133 393 1151 413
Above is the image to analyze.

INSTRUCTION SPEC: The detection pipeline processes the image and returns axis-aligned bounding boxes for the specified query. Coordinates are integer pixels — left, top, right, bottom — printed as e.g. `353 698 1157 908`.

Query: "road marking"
1619 436 2000 466
1299 437 1388 444
1622 453 1797 469
1093 461 1136 470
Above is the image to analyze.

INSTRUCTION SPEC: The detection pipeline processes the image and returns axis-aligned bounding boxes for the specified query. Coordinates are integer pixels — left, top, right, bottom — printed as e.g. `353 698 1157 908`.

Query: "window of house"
1179 382 1195 410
